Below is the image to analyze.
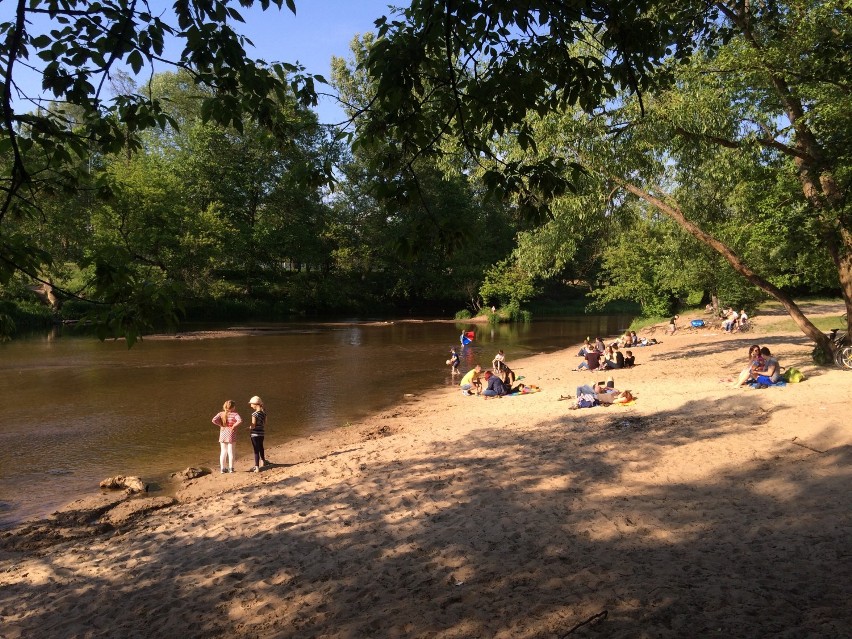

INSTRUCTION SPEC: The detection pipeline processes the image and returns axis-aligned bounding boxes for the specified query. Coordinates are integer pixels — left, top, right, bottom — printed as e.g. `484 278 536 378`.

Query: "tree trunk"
722 0 852 339
612 176 834 353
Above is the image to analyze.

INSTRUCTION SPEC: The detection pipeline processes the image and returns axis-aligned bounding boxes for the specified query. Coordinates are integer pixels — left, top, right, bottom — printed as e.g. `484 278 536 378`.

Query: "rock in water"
170 467 208 481
99 475 148 493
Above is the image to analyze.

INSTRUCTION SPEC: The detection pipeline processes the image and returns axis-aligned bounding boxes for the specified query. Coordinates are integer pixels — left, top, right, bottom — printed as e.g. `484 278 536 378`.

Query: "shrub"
812 345 833 366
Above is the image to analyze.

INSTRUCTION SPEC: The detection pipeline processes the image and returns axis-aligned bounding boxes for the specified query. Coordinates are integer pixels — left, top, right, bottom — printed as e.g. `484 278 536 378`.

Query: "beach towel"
509 384 540 396
749 380 787 389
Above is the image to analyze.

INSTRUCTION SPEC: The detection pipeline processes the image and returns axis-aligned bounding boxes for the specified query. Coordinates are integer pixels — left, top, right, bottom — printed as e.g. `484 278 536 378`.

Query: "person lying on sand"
561 380 635 408
512 383 540 394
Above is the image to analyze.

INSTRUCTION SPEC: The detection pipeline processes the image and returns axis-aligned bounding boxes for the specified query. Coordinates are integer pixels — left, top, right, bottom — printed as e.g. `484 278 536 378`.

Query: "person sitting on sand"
577 347 604 371
754 346 782 385
615 344 625 367
731 345 765 388
722 308 739 332
482 370 508 399
594 336 606 353
459 364 483 396
602 344 625 369
499 363 516 387
601 345 616 368
624 350 635 367
613 331 632 348
576 339 593 357
492 349 506 373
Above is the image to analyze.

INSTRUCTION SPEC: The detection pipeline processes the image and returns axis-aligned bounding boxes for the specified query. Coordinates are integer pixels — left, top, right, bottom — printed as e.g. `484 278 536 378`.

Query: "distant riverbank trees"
2 1 848 352
1 62 527 336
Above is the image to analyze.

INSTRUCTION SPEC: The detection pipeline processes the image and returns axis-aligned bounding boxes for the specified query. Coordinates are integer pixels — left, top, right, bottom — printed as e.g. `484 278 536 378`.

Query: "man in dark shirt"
577 349 603 371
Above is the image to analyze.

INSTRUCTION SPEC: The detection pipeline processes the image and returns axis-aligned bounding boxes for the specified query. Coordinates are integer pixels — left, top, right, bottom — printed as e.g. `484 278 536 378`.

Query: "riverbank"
1 305 850 638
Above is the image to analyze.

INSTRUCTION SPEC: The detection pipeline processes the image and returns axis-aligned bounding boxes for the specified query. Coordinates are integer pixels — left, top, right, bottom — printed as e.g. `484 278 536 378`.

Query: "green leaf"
127 49 144 74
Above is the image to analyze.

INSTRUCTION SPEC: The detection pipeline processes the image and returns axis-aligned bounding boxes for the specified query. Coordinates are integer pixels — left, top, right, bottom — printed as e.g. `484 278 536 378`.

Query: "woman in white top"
492 349 506 373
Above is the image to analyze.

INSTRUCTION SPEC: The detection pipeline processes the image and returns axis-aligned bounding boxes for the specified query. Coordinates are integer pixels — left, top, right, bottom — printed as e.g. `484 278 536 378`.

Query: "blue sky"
232 1 396 123
3 0 397 124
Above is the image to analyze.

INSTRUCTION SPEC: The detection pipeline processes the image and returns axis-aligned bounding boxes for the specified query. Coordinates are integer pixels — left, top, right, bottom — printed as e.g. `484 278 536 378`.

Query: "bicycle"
828 327 852 370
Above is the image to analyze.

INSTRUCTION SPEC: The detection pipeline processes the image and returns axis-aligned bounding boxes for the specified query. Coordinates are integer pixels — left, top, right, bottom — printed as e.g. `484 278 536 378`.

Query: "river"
0 316 630 527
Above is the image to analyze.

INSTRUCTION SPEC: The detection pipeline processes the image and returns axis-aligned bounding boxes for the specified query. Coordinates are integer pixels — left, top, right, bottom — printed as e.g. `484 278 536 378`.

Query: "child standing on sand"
212 400 242 473
248 395 268 472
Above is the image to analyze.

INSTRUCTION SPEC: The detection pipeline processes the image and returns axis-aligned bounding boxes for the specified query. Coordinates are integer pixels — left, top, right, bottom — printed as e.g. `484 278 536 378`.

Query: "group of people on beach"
457 350 538 398
575 333 643 371
721 307 749 333
211 396 269 474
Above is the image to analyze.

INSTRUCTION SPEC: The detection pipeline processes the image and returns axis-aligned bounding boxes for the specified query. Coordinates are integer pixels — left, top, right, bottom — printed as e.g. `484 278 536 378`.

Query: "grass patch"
628 298 846 336
736 298 845 335
758 314 846 334
628 315 669 332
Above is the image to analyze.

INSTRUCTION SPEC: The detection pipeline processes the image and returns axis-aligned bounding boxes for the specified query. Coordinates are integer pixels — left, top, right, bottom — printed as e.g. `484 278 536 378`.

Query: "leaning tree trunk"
725 0 852 342
612 176 834 354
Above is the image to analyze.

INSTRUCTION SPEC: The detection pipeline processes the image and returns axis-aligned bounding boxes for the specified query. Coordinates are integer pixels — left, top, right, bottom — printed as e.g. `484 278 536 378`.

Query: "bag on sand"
576 393 599 408
782 367 805 383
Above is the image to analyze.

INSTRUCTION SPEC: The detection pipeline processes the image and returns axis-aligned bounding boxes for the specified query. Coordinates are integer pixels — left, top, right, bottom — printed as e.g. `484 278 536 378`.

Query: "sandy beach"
1 304 850 638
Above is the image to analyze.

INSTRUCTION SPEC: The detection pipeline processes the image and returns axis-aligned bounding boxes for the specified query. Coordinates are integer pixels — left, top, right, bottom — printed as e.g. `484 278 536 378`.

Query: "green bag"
783 367 805 383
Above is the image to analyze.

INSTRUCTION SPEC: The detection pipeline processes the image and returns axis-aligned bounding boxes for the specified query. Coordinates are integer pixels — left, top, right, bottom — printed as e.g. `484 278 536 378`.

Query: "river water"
0 316 629 527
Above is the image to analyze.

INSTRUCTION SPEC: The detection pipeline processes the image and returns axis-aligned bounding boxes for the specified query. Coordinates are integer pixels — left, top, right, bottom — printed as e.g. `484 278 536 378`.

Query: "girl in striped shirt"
212 400 242 473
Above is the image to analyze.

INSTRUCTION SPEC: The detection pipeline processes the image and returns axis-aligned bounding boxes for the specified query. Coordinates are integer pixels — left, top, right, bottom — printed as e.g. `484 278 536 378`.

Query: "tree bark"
717 0 852 337
610 175 834 353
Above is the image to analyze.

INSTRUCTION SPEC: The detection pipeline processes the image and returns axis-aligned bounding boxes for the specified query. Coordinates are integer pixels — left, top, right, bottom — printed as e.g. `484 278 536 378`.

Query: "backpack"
782 367 805 383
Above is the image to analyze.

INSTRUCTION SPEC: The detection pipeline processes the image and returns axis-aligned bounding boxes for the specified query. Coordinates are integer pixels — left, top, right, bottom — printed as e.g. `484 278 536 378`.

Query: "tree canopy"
1 1 850 355
1 0 322 341
360 0 852 352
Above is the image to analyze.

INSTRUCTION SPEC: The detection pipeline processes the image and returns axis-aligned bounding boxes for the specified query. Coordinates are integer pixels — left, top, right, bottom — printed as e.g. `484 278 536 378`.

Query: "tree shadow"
1 397 849 638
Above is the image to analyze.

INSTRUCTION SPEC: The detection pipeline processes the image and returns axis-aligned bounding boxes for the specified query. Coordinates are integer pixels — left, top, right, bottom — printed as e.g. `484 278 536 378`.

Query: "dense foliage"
360 0 851 351
1 1 849 352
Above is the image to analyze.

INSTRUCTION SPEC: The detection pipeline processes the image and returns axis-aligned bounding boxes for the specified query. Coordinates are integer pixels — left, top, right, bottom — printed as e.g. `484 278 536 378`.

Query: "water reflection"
0 316 630 527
